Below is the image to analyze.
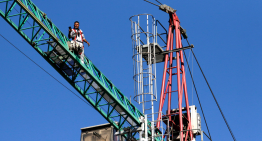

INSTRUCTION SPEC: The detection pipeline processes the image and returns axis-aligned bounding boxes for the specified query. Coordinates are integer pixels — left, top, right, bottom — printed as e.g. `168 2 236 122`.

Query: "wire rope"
155 0 162 5
186 39 237 141
183 50 212 140
0 33 94 108
143 0 159 7
0 33 129 128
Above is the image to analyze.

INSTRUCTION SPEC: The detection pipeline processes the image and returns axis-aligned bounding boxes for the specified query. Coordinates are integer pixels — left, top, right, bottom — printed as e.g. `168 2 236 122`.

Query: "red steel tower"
156 5 194 141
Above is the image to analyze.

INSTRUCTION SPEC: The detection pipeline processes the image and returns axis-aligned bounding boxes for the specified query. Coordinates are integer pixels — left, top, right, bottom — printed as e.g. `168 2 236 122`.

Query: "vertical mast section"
156 6 193 141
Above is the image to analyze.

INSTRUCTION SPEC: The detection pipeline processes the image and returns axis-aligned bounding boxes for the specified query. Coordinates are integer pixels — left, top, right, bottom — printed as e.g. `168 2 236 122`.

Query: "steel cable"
183 50 212 141
155 0 162 5
0 33 124 126
143 0 159 7
186 39 237 141
0 33 94 108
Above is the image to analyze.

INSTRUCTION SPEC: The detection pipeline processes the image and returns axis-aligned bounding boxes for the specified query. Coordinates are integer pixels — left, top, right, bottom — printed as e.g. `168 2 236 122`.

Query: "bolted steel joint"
42 12 46 18
180 26 188 39
159 4 176 13
32 42 36 47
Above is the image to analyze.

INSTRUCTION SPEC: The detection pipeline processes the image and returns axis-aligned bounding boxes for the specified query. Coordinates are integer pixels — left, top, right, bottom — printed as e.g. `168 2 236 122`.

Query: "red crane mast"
156 5 193 141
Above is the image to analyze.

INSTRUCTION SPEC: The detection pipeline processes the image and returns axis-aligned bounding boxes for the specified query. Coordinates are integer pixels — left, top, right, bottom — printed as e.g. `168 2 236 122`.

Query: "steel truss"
156 10 193 141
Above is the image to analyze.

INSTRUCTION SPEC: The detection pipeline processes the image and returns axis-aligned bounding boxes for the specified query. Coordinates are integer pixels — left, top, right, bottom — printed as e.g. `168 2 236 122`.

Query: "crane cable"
0 33 123 124
0 33 94 109
155 0 162 5
186 39 237 141
183 50 212 140
143 0 159 7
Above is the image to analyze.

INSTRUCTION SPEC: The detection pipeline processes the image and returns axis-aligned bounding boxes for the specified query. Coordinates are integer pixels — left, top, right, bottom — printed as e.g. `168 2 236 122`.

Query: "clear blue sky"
0 0 261 141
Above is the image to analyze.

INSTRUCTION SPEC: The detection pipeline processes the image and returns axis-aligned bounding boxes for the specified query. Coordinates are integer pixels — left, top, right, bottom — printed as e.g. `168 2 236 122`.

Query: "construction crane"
0 0 236 141
0 0 164 140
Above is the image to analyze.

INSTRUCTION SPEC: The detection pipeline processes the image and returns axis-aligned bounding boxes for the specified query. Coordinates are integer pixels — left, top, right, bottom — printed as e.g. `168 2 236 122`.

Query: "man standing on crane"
68 21 90 64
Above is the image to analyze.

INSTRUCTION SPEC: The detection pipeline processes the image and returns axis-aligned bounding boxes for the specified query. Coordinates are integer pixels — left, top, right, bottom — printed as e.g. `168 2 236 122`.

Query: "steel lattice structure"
0 0 163 140
156 6 194 141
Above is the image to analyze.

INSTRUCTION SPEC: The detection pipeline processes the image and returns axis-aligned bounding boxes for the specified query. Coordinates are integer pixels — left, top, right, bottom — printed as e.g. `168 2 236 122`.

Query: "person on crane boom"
68 21 90 64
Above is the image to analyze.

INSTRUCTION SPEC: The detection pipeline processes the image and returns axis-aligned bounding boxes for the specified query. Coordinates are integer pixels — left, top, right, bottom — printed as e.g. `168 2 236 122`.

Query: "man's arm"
68 27 72 39
83 39 90 46
68 29 72 39
82 33 90 46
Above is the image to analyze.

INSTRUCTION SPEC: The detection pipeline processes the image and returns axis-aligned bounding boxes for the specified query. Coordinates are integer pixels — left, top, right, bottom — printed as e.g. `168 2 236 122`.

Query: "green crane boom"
0 0 162 140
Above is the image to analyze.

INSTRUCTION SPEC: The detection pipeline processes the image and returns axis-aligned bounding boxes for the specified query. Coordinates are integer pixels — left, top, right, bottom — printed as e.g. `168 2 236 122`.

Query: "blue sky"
0 0 261 141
